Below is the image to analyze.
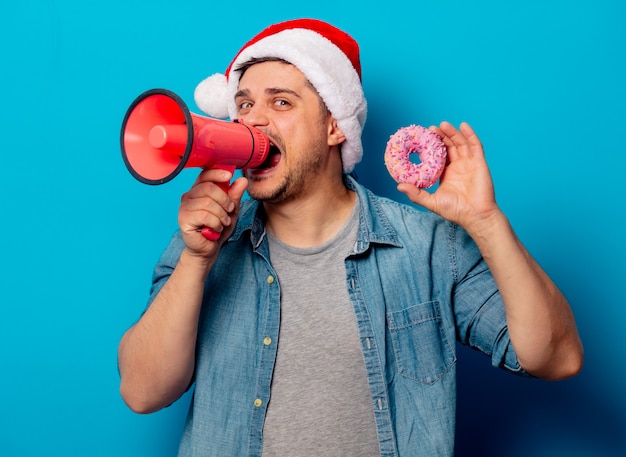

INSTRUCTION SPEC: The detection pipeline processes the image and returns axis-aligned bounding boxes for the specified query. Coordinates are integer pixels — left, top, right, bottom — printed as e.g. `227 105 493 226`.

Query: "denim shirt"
148 175 525 457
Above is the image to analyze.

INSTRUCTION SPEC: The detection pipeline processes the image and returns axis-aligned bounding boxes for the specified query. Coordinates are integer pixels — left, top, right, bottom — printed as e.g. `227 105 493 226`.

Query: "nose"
238 103 270 128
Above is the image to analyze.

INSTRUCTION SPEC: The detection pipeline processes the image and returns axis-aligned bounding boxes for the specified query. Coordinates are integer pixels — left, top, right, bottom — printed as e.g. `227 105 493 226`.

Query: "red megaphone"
120 88 270 240
120 88 270 185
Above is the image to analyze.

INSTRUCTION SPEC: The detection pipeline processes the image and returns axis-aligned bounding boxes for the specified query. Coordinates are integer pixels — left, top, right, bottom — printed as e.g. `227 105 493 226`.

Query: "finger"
459 122 484 158
188 170 237 211
431 122 462 161
228 177 249 207
181 190 231 215
397 182 436 213
195 212 228 236
439 121 466 147
185 181 235 213
179 206 225 240
429 125 443 136
180 194 232 232
193 177 249 240
439 121 478 159
194 167 232 182
428 125 452 165
181 180 236 232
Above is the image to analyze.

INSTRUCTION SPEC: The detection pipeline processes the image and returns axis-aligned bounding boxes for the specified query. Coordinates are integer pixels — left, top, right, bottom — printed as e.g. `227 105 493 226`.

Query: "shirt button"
254 398 263 407
263 337 272 346
267 275 275 284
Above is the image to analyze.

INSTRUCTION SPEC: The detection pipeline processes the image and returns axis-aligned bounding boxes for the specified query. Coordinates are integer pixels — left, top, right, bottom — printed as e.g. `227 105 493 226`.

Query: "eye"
273 99 291 109
236 100 253 115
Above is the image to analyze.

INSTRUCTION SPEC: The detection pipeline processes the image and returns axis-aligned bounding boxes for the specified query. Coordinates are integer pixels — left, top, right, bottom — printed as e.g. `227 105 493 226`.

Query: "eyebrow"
234 87 303 99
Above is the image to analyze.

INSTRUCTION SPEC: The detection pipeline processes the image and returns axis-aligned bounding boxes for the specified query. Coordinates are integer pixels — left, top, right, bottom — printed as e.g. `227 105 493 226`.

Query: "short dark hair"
234 57 330 116
234 56 290 75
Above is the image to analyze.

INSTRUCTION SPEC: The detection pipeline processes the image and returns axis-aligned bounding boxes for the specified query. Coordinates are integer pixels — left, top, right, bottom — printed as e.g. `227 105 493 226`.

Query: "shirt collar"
227 174 403 252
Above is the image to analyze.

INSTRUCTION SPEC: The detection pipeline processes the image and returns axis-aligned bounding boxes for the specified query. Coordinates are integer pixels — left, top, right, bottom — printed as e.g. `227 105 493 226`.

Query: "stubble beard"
248 148 324 204
247 128 327 204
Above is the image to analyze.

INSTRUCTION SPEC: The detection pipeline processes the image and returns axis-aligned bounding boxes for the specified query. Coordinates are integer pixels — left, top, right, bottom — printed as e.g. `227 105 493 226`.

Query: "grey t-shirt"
262 199 380 457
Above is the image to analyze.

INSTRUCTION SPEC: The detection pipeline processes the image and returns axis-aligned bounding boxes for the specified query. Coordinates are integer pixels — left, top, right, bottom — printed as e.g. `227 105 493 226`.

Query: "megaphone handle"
200 165 236 241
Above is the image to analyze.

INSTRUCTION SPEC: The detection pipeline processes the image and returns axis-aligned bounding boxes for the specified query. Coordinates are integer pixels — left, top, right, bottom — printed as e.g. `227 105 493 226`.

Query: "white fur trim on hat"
194 73 229 119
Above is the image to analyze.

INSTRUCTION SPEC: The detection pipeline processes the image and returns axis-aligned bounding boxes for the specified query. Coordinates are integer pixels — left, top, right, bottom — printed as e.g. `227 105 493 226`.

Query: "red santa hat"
194 18 367 173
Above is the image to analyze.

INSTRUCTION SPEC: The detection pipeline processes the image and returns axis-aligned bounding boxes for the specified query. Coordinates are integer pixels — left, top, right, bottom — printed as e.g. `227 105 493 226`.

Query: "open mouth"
255 142 282 170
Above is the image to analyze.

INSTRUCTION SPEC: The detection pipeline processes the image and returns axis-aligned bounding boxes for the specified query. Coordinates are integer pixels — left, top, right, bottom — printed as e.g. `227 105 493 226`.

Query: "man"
118 18 583 457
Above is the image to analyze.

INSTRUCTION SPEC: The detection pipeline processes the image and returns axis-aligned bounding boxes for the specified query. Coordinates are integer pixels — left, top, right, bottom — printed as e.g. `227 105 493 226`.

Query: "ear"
327 117 346 147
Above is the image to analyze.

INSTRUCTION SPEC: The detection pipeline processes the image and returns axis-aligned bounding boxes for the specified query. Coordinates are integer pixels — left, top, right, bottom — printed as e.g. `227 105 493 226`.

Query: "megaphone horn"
120 88 271 240
120 88 270 185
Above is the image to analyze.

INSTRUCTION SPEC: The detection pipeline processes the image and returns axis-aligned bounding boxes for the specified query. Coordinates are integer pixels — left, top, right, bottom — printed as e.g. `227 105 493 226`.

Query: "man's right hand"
178 168 249 260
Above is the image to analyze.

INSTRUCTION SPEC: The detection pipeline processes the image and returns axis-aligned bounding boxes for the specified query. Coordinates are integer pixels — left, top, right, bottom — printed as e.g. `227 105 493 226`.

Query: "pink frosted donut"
384 125 447 188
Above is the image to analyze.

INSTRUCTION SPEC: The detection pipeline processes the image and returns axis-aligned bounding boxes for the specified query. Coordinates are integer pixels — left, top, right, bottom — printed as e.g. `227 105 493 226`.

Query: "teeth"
269 152 281 166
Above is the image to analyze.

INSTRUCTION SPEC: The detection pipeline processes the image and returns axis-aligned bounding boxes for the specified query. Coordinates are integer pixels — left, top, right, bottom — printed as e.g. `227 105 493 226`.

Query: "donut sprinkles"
384 125 447 188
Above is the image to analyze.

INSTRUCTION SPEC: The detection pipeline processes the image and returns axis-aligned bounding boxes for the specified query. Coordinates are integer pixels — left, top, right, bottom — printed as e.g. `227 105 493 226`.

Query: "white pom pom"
194 73 229 119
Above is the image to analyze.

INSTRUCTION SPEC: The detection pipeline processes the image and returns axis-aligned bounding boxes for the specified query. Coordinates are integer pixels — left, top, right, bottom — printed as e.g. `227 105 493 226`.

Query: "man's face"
235 60 334 203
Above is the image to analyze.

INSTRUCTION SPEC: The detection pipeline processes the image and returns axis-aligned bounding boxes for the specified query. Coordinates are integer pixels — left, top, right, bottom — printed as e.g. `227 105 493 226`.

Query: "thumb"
228 177 249 212
397 183 436 212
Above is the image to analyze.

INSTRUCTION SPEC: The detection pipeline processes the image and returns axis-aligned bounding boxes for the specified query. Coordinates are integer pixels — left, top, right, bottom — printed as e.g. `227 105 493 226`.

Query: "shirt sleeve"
146 230 185 308
449 223 528 376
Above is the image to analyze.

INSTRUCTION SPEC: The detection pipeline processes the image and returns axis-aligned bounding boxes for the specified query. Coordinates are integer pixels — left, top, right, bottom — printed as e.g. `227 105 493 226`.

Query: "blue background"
1 0 624 455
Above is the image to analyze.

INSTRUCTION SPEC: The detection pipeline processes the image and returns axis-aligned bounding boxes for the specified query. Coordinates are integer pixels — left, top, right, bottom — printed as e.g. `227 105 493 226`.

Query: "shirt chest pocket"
387 300 456 385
